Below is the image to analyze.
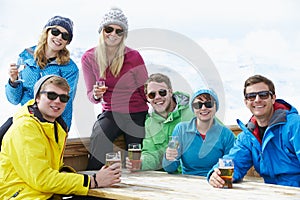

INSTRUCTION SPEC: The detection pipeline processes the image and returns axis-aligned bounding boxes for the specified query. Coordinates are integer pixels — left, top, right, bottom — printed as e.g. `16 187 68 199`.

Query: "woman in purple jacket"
81 7 149 170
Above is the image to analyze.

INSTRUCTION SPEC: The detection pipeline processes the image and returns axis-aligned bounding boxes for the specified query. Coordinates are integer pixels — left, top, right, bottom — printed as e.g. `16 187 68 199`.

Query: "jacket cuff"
9 79 19 88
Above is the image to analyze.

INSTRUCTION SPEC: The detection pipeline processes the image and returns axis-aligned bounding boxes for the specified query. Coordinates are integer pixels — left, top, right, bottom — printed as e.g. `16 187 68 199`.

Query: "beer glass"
218 158 234 188
168 136 180 161
128 143 142 171
105 151 121 167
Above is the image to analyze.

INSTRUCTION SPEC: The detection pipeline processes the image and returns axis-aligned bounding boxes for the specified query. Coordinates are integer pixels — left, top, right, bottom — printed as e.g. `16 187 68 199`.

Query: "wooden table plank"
84 170 300 200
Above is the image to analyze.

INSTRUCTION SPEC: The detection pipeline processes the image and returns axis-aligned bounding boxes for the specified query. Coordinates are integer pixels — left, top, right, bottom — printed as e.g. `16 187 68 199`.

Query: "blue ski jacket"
207 99 300 187
5 46 79 129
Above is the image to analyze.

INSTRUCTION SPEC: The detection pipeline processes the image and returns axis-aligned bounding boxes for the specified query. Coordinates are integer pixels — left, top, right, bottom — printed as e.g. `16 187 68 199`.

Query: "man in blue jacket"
208 74 300 187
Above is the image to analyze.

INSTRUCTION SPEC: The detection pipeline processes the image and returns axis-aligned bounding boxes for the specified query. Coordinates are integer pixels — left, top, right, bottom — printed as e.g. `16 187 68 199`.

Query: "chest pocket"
152 131 167 146
282 130 295 156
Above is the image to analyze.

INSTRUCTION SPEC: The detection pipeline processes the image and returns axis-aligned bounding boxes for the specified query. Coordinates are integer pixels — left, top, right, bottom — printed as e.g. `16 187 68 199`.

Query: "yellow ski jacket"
0 99 90 199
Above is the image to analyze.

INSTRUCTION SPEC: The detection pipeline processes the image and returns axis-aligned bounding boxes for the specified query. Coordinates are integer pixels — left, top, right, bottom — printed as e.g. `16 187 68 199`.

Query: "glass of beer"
218 158 234 188
105 151 121 167
128 143 142 171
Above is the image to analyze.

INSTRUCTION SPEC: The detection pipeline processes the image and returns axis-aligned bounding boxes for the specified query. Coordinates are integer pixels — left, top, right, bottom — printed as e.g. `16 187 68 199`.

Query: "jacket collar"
246 99 290 143
28 102 68 133
149 92 190 120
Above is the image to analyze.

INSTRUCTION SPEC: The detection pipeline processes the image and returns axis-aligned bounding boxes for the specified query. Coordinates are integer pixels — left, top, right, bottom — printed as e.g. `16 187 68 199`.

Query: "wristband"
93 173 99 188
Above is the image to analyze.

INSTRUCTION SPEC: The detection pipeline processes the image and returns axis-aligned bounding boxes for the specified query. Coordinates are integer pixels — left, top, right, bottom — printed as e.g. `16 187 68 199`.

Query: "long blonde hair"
34 27 70 69
94 30 125 78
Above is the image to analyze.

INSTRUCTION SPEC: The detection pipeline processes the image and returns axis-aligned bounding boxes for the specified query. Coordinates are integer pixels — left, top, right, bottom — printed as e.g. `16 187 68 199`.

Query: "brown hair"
34 27 70 69
195 93 213 102
39 76 70 96
144 73 172 94
243 75 275 96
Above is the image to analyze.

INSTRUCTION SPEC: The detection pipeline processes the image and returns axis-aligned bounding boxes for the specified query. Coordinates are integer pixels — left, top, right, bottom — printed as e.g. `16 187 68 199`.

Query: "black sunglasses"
192 101 214 109
245 91 273 101
104 26 124 37
147 89 168 99
50 28 70 41
40 91 70 103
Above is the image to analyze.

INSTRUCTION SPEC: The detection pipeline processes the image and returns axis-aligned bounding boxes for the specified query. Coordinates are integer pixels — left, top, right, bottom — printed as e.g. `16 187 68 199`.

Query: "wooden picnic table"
83 170 300 200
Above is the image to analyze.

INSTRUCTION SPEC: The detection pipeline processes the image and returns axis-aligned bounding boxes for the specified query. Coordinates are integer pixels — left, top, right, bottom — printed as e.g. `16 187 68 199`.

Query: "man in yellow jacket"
0 75 121 199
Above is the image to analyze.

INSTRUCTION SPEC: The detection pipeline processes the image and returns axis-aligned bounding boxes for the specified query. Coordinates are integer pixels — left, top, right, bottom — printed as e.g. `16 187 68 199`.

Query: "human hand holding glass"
16 57 25 82
9 58 25 83
218 158 234 188
166 136 180 161
95 80 107 103
95 160 122 187
105 151 122 168
127 143 142 171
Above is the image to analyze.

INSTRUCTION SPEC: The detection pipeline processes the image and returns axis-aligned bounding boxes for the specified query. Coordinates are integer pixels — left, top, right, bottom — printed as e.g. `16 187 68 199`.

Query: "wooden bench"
63 125 260 178
227 125 242 136
63 137 90 171
63 135 125 171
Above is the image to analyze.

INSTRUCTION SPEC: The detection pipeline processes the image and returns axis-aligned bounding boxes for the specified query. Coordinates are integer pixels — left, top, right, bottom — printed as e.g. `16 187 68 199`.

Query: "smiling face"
47 26 69 52
146 81 174 118
36 84 68 122
244 82 276 125
193 94 216 123
103 24 124 48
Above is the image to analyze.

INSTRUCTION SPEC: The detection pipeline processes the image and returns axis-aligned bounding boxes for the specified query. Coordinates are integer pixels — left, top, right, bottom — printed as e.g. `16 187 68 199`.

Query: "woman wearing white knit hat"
81 7 149 170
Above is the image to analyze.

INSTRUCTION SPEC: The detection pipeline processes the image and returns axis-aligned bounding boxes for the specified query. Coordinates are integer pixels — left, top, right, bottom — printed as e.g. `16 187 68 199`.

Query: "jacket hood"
13 99 35 121
148 91 190 116
173 91 190 107
13 99 68 133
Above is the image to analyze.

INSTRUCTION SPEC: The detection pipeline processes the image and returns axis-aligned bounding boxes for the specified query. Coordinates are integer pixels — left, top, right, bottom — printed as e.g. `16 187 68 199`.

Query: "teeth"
255 105 264 108
156 101 163 105
108 36 116 41
51 106 60 110
53 40 61 46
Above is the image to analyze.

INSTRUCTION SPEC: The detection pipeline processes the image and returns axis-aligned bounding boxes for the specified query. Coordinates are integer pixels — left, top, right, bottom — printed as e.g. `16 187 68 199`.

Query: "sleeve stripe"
83 174 89 187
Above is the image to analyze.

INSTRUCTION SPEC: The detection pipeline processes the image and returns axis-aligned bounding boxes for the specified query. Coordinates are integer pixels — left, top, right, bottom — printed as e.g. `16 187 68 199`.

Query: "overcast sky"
2 0 299 48
1 0 300 136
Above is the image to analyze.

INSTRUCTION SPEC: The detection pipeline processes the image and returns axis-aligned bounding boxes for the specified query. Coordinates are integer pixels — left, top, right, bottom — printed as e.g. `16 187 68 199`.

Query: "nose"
110 30 117 35
254 94 261 101
53 96 61 103
56 33 63 40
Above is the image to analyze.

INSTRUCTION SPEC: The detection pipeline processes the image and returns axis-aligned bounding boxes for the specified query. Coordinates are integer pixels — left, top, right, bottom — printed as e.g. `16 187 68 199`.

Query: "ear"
35 96 40 104
271 94 276 104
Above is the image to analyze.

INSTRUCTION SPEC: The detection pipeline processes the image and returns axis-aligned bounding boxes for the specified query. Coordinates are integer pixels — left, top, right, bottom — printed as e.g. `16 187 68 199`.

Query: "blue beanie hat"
190 88 219 112
44 16 74 43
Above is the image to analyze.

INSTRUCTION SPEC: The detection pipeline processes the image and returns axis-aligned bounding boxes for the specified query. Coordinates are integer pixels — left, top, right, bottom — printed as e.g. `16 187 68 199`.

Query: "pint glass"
219 158 234 188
